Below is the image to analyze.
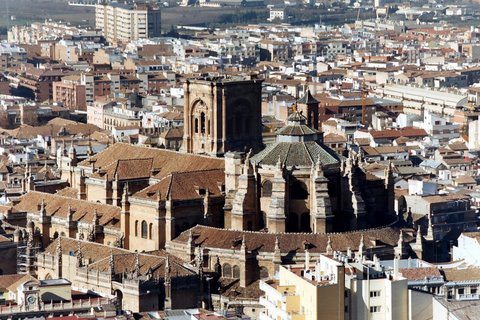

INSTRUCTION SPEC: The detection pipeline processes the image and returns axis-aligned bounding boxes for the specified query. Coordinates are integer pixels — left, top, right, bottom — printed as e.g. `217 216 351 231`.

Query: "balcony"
457 293 479 301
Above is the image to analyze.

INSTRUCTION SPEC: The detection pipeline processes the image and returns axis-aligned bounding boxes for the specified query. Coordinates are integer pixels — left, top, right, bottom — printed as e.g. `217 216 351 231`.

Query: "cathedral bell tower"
183 77 263 156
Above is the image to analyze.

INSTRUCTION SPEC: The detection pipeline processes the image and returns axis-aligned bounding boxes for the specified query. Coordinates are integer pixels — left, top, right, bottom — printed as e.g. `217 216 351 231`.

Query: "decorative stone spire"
241 235 247 253
406 207 413 227
133 253 140 277
67 204 74 222
273 236 282 265
358 235 365 258
416 225 423 244
426 213 434 241
56 239 62 258
276 156 283 172
76 242 83 267
243 150 253 175
395 230 404 259
109 250 115 275
92 209 99 226
40 199 47 216
326 236 333 255
164 255 172 309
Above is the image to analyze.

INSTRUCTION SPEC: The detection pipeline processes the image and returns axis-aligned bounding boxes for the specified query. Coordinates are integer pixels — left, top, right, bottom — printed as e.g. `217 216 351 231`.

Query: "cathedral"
182 77 396 233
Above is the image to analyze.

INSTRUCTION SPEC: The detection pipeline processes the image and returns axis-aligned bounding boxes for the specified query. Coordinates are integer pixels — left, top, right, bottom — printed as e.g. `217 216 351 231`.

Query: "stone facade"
182 78 263 156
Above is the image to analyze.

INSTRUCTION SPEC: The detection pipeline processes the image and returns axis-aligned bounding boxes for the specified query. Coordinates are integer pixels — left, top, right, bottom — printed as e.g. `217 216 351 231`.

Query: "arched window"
244 116 250 135
135 221 138 237
195 118 199 133
200 112 206 134
235 113 243 136
300 212 311 232
290 180 308 200
259 267 269 279
141 221 147 239
223 263 232 278
215 263 221 275
262 180 272 197
232 265 240 279
149 223 153 240
286 212 299 233
53 231 59 239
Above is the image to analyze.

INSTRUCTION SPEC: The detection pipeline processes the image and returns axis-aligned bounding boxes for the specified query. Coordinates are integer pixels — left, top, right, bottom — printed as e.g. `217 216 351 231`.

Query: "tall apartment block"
95 2 161 43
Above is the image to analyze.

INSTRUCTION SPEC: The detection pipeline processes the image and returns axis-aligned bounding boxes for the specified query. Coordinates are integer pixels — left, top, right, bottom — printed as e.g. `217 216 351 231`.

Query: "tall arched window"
200 112 206 134
223 263 232 278
135 221 138 237
149 223 153 240
262 180 272 197
290 180 308 200
232 265 240 279
244 116 250 135
235 113 243 136
195 118 199 133
141 221 147 239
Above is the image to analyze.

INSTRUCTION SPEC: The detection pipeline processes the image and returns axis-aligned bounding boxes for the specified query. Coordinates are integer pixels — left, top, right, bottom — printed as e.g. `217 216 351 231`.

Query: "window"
149 223 153 240
141 221 147 239
232 265 240 279
370 306 381 313
459 288 465 295
262 180 272 197
200 112 206 134
223 264 232 278
135 221 138 237
370 291 381 297
195 118 199 133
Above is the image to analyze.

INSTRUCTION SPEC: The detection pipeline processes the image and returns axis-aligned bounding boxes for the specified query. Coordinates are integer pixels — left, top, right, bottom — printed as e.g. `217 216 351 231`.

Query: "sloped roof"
79 143 224 180
132 169 224 201
251 141 339 168
172 225 406 254
13 191 121 229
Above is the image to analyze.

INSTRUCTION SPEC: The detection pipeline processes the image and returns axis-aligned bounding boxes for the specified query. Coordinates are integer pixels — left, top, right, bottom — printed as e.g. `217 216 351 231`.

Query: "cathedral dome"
252 111 340 168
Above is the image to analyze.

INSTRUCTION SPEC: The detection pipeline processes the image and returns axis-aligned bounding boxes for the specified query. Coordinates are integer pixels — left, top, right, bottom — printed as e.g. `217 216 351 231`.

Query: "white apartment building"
260 253 409 320
95 2 161 43
269 8 286 21
376 84 467 118
413 111 460 143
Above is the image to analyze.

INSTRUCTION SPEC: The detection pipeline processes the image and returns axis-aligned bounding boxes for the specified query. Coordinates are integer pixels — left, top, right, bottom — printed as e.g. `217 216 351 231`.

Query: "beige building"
95 2 161 43
260 253 409 320
260 256 345 320
36 237 200 313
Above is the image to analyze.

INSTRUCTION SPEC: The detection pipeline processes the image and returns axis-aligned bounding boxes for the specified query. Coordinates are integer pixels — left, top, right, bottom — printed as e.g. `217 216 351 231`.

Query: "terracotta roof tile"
13 191 121 229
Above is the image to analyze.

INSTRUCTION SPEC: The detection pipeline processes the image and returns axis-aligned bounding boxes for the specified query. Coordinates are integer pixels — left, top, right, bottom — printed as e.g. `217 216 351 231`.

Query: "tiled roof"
324 133 347 143
442 267 480 282
399 267 442 281
172 225 405 253
276 124 318 136
370 127 428 139
252 141 339 168
91 158 154 180
132 169 225 201
13 191 121 229
0 274 34 291
78 143 224 180
45 237 194 279
55 187 79 199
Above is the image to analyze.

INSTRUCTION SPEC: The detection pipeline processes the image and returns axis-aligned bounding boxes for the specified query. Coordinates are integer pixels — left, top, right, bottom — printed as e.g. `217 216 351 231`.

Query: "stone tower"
183 77 263 156
297 89 319 130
